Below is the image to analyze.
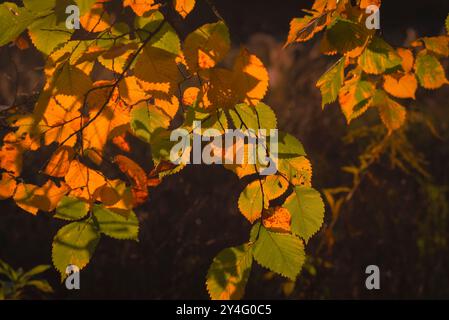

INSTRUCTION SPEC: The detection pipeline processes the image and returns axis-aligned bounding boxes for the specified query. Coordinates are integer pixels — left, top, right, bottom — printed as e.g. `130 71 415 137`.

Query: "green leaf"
54 196 89 221
338 71 375 123
26 280 54 293
324 17 370 54
22 0 55 12
206 244 253 300
358 37 402 75
28 13 74 55
421 36 449 57
414 52 448 89
21 265 50 281
184 107 228 134
252 225 305 280
52 219 100 278
277 132 306 158
0 2 37 46
184 21 230 71
149 22 181 55
283 186 325 242
229 102 277 132
277 156 312 187
92 204 139 241
130 102 171 144
446 13 449 35
238 180 267 223
317 57 345 108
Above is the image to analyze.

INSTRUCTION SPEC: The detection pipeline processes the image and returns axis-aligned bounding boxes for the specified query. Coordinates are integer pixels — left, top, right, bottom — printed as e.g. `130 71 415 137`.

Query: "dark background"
1 0 449 299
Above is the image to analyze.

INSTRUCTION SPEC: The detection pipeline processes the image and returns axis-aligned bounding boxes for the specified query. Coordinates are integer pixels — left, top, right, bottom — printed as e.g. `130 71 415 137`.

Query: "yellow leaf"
263 175 289 201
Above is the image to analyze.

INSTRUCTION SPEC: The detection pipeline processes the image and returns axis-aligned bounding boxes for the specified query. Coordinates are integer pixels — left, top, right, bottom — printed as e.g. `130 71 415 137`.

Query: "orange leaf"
397 48 414 73
80 3 111 32
182 87 200 106
208 48 269 109
66 160 107 201
112 133 131 153
0 173 17 200
174 0 195 18
383 73 417 99
0 135 23 176
13 181 69 215
44 146 75 177
114 155 148 206
262 207 292 233
123 0 160 16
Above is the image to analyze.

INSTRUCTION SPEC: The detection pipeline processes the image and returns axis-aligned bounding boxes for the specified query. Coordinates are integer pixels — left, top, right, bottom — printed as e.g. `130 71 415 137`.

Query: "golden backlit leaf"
13 181 70 215
359 0 381 9
0 134 23 176
338 71 375 123
134 46 182 95
80 3 111 32
65 160 107 201
174 0 195 18
0 173 17 200
184 21 230 72
44 146 75 178
397 48 414 72
383 73 417 99
285 13 330 46
372 89 406 132
114 155 148 206
208 48 269 109
123 0 160 16
182 87 200 106
263 207 292 233
118 76 151 106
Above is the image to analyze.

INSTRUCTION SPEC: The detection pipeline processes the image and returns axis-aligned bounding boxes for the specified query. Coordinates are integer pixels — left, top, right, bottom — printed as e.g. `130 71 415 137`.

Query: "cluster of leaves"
286 0 449 133
0 0 325 299
0 259 53 300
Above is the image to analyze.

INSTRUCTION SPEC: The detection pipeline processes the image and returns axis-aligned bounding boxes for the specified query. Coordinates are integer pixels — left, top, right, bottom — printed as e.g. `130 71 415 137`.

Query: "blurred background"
1 0 449 299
